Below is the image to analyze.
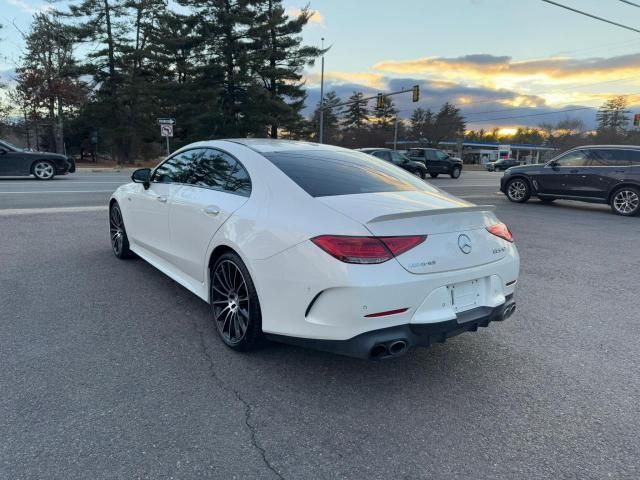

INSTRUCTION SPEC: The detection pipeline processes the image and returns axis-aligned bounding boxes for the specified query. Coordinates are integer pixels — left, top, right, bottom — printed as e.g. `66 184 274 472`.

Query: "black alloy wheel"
109 202 133 259
210 252 264 351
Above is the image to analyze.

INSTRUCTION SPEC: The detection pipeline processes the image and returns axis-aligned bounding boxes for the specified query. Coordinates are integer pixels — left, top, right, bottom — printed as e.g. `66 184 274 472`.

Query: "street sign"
634 114 640 127
157 118 175 125
160 124 174 137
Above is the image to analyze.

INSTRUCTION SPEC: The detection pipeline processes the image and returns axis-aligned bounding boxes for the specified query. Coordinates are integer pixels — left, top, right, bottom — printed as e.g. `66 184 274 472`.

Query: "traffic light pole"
318 85 420 112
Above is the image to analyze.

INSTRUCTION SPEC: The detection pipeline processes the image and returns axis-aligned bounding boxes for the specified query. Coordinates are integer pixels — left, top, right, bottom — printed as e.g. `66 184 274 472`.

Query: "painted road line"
0 190 115 194
0 206 108 216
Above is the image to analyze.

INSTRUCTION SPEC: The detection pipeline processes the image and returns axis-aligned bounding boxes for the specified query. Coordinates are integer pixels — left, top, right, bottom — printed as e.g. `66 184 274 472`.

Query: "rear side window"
191 149 237 189
262 150 435 197
590 149 632 167
190 149 252 196
153 149 202 183
225 162 252 196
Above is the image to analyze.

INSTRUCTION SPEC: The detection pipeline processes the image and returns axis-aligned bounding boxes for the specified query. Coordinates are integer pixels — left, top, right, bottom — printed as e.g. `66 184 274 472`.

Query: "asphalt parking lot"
1 170 638 479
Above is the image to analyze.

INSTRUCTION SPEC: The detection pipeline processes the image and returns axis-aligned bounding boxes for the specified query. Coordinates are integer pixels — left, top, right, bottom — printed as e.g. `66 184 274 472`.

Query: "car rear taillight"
311 235 427 264
486 223 514 243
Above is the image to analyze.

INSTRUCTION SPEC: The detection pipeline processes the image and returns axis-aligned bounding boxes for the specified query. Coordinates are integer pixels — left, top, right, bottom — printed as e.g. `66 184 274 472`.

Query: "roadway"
0 168 504 210
0 169 635 479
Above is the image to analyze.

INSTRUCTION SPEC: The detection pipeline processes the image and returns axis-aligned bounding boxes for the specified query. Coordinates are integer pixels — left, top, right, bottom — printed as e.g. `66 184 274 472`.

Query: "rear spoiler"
367 205 495 224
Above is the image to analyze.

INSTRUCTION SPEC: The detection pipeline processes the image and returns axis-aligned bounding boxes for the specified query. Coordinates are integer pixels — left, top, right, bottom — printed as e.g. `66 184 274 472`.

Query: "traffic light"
634 113 640 127
376 93 385 109
412 85 420 102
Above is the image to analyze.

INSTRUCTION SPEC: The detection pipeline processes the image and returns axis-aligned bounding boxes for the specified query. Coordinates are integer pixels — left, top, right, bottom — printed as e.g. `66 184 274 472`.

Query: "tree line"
1 7 639 162
1 1 323 162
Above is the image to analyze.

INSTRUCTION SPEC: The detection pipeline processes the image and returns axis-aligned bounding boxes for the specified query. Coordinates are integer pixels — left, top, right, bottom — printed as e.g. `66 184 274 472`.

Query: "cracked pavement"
1 190 639 479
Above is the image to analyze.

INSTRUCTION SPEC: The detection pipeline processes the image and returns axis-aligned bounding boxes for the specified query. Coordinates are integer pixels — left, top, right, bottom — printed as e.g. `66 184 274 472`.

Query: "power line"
619 0 640 8
540 0 640 33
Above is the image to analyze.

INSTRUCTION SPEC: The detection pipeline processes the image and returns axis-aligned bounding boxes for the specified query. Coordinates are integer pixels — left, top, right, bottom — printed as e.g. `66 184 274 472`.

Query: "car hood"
22 151 68 160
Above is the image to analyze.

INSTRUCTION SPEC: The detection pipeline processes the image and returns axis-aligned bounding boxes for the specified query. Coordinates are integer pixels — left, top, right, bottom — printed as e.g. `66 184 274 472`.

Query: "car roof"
223 138 346 154
574 145 640 150
358 148 389 152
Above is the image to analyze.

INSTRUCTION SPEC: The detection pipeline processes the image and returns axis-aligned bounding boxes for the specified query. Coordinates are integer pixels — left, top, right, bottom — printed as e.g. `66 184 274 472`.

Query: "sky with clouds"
3 0 640 131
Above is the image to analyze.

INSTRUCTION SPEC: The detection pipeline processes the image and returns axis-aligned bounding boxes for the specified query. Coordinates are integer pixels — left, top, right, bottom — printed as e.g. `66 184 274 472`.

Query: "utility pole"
319 37 325 144
393 116 399 150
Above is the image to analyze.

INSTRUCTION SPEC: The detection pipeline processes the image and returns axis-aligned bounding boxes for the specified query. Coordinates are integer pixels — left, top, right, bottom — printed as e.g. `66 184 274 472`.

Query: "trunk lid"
317 190 509 274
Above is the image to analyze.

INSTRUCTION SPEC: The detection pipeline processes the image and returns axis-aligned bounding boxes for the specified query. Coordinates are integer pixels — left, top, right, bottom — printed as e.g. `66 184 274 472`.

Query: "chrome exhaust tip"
370 344 389 359
388 340 408 356
503 303 516 319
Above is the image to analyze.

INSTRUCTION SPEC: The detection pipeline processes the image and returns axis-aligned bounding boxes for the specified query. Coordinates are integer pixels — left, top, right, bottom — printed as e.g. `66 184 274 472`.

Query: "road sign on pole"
160 124 174 137
160 124 173 156
157 118 175 126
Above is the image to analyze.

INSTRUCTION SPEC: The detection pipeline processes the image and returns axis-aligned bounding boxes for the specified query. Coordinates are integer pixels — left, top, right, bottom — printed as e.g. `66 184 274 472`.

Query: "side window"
590 149 631 167
373 151 391 162
435 150 448 160
627 150 640 165
190 149 237 189
153 149 202 183
225 162 252 196
555 150 589 167
390 152 406 164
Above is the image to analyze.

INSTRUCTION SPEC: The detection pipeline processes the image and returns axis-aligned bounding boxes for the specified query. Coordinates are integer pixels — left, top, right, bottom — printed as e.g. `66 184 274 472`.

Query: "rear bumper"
266 295 516 359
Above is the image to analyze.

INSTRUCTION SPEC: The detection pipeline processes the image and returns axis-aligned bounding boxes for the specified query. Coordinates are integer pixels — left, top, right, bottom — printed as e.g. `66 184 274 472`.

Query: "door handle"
203 205 220 216
156 195 168 203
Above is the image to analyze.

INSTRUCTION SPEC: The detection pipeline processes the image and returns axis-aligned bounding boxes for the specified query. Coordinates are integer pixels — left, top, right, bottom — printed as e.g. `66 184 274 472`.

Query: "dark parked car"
406 148 463 178
0 140 75 180
358 148 428 179
487 158 521 171
500 145 640 216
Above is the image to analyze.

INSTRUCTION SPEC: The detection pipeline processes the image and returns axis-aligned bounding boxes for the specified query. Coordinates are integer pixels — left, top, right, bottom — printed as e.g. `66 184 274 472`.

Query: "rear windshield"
262 149 435 197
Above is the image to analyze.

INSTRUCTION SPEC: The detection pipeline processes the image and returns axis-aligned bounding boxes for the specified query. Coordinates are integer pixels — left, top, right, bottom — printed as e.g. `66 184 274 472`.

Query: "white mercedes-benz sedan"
109 139 519 359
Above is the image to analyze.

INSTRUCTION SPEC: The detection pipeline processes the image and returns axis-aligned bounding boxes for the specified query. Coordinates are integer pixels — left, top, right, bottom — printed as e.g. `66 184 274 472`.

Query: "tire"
450 166 462 179
429 173 439 178
210 252 265 352
416 169 426 179
109 202 134 259
505 178 531 203
32 160 56 180
610 186 640 216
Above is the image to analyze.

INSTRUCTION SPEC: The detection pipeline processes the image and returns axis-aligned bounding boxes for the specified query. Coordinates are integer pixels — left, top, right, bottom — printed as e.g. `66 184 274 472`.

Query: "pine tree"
248 2 322 138
16 13 86 153
597 96 629 140
410 107 427 139
373 96 397 129
311 91 342 143
342 92 370 130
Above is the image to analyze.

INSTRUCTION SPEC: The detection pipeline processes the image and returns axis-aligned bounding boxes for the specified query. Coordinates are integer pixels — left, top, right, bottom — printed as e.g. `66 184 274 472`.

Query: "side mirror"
548 160 559 169
0 149 6 155
132 168 151 189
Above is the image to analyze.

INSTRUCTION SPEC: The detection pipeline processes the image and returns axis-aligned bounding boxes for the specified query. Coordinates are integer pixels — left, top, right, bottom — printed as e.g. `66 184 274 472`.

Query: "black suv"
500 145 640 216
406 148 463 178
487 158 521 172
358 148 428 179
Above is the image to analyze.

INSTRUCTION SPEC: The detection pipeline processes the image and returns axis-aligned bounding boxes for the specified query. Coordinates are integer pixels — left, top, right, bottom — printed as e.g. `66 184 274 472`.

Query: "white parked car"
109 139 519 359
